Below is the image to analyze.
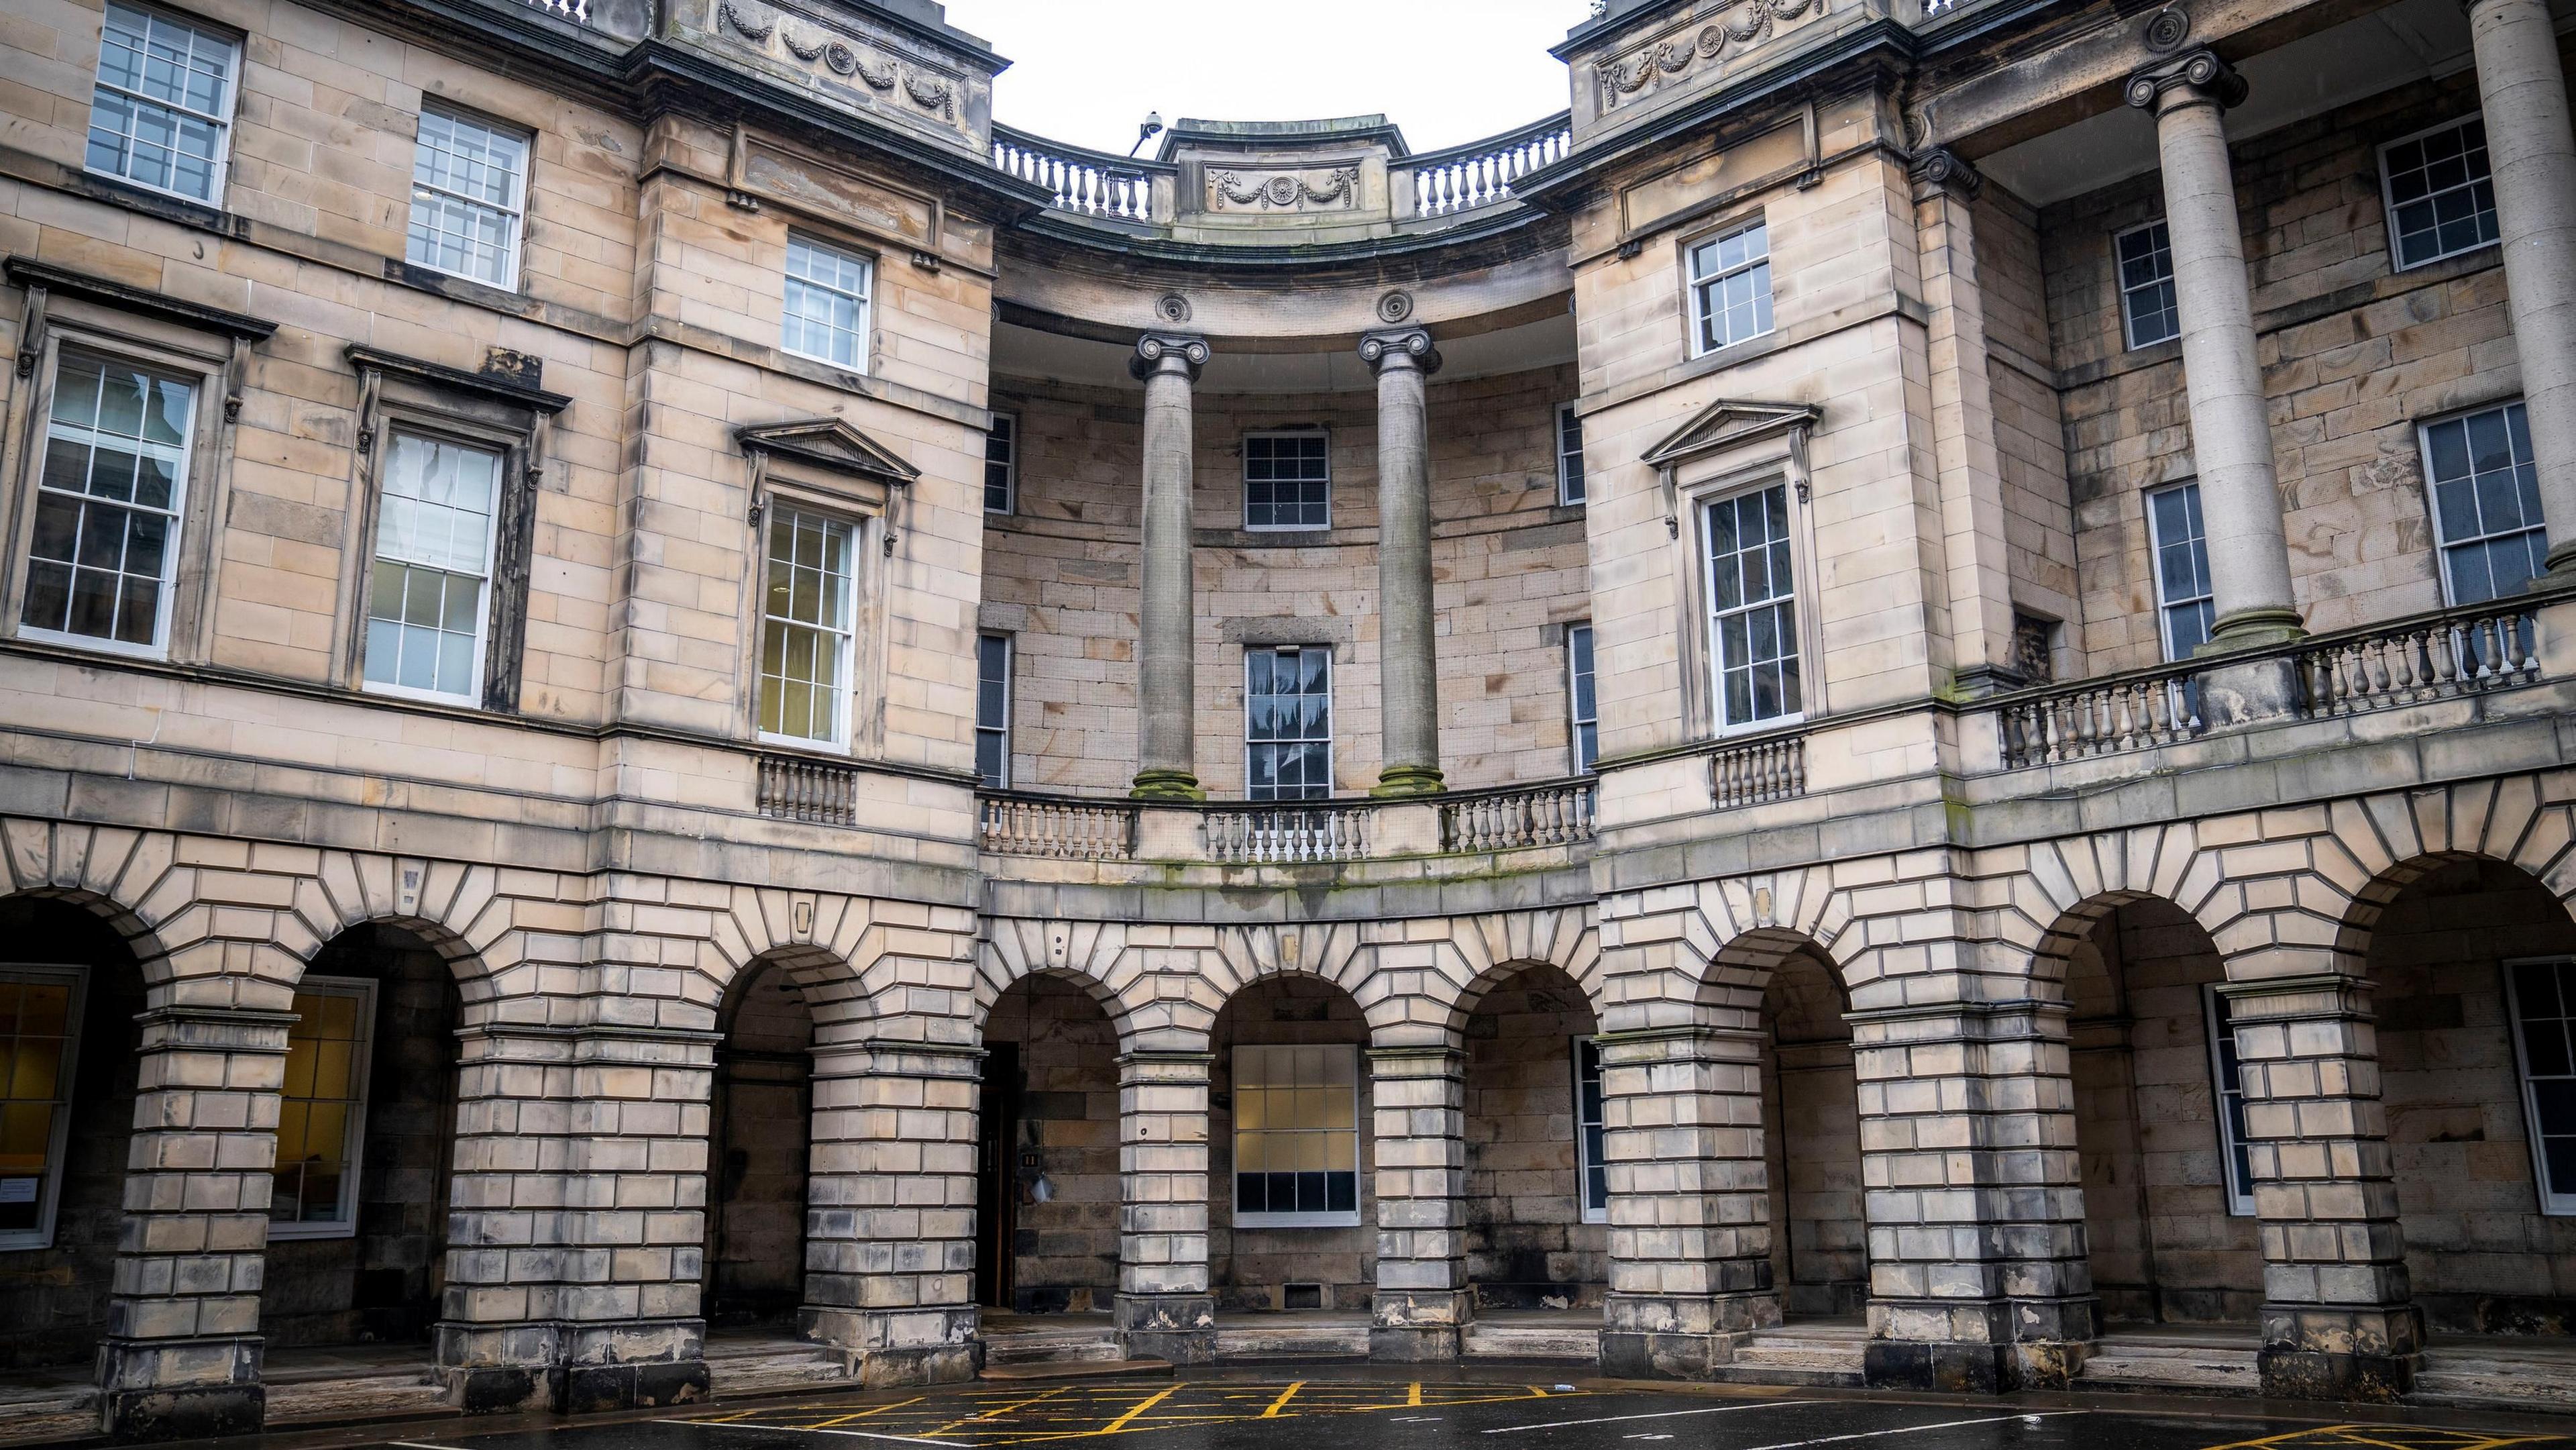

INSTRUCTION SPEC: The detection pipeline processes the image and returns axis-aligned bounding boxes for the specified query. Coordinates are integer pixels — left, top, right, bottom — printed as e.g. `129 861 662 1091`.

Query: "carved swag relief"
1595 0 1825 111
1203 165 1362 212
716 0 959 123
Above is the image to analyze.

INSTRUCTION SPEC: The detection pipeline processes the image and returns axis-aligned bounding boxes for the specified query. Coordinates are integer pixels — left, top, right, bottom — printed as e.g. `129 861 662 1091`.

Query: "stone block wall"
983 976 1120 1313
705 962 813 1327
1762 951 1866 1317
980 364 1591 796
1462 971 1604 1308
1210 976 1376 1311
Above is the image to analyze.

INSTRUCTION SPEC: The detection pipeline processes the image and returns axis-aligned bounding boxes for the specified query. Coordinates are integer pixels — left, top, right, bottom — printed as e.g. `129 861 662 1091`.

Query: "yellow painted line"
811 1396 928 1429
2199 1430 2367 1450
1101 1384 1181 1436
1263 1382 1307 1418
931 1386 1069 1435
1409 1382 1424 1408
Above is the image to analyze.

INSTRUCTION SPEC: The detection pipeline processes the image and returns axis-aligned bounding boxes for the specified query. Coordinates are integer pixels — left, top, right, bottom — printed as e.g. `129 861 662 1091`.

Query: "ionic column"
804 1037 982 1386
97 1002 290 1441
2466 0 2576 582
1368 1045 1470 1359
1851 1000 2095 1393
2222 972 2420 1401
1597 1027 1782 1380
1129 333 1210 801
2127 52 2304 650
1115 1051 1216 1364
1359 327 1445 796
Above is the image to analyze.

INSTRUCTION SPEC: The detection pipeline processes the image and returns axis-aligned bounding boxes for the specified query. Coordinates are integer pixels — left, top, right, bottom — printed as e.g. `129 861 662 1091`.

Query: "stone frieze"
1594 0 1827 114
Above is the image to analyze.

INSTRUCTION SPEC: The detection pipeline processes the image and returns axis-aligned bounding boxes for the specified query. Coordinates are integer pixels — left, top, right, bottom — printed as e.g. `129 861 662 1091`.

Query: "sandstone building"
1 0 2574 1436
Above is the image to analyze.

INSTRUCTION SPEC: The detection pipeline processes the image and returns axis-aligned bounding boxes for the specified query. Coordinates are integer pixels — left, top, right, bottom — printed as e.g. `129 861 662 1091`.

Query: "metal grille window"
1232 1043 1360 1227
270 978 374 1237
983 413 1017 515
1573 1037 1608 1223
0 966 85 1250
757 506 857 746
2116 221 2180 350
2382 117 2499 270
1557 403 1587 507
1244 433 1330 530
364 433 500 704
1687 220 1774 355
1703 484 1801 729
1245 647 1332 800
2508 959 2576 1215
21 350 196 655
1566 623 1599 775
2147 482 2216 661
406 109 530 289
2422 403 2546 605
2202 986 2255 1217
782 234 873 372
85 2 236 203
976 633 1012 788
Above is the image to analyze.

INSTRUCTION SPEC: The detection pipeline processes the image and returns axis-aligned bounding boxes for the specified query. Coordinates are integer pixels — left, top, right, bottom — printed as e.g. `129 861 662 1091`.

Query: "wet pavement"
156 1370 2576 1450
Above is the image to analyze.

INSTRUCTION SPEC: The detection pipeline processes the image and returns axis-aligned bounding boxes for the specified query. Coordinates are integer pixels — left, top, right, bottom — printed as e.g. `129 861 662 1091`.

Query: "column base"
1371 765 1446 798
1599 1289 1780 1380
1116 1294 1217 1365
1863 1339 2019 1394
2200 605 2308 653
2257 1347 2416 1402
1369 1325 1462 1361
2192 652 2305 726
564 1359 710 1414
97 1334 266 1443
2258 1303 2423 1402
441 1363 563 1416
1129 769 1205 802
805 1306 982 1387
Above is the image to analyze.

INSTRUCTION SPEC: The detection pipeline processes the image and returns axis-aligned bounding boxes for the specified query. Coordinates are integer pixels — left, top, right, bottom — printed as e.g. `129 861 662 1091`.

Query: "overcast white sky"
936 0 1591 156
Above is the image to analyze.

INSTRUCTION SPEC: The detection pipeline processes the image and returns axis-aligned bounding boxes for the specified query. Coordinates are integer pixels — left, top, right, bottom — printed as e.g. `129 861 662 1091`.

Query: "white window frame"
983 412 1018 516
2504 955 2576 1216
2114 220 2180 351
2201 985 2256 1218
1572 1035 1607 1225
1231 1043 1362 1229
1685 217 1775 358
0 964 89 1253
1242 430 1332 532
1701 481 1806 735
359 428 505 707
405 106 532 291
2418 400 2546 608
83 1 239 207
755 503 861 750
976 631 1013 789
2379 114 2500 273
781 233 875 374
1556 403 1587 508
266 975 376 1242
17 346 203 662
1244 645 1334 800
1566 621 1599 776
2146 480 2216 663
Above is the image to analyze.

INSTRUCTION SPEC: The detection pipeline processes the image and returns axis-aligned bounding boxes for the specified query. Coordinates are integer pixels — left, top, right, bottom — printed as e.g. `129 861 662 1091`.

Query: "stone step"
1721 1337 1866 1388
0 1384 98 1448
2412 1365 2576 1410
1212 1323 1372 1359
1462 1324 1599 1361
983 1333 1128 1367
711 1349 858 1396
2074 1350 2261 1395
983 1358 1175 1382
265 1369 451 1425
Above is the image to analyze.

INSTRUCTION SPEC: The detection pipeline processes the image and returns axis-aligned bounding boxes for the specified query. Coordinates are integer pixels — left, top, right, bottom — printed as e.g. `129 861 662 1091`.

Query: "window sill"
13 626 171 664
266 1221 358 1242
79 166 228 226
1233 1214 1363 1230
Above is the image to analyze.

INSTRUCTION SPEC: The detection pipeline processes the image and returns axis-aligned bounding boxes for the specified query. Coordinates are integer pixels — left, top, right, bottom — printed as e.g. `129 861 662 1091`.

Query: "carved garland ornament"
1599 0 1821 103
1207 166 1361 210
718 0 955 119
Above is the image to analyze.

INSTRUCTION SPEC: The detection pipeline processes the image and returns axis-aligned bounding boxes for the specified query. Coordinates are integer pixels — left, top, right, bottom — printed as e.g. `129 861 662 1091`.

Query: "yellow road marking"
812 1396 928 1429
1100 1384 1180 1436
1262 1382 1305 1418
932 1386 1069 1435
1410 1382 1424 1408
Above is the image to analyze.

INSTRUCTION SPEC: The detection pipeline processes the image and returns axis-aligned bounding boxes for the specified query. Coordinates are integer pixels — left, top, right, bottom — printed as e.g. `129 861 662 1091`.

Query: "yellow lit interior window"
272 983 370 1227
0 974 79 1237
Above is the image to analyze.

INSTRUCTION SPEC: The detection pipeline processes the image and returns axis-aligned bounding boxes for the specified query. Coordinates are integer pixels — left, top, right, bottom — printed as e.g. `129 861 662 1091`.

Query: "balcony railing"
1709 731 1809 809
1442 780 1597 851
757 754 862 826
979 793 1137 860
1405 113 1573 219
1203 801 1373 864
993 125 1171 223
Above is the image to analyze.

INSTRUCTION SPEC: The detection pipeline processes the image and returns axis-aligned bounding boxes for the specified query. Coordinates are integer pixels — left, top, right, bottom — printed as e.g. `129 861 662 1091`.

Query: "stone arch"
1407 908 1604 1045
2328 778 2576 965
1204 921 1379 1033
0 821 184 977
708 886 979 1041
975 919 1203 1051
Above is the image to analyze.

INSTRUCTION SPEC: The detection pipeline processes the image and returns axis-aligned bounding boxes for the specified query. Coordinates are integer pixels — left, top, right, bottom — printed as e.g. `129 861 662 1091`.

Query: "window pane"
2385 119 2499 269
759 507 857 743
22 352 194 650
1232 1044 1359 1223
270 984 370 1229
2148 482 2216 661
364 434 500 701
87 4 234 201
1705 485 1800 728
1245 648 1331 800
782 236 873 371
2422 404 2546 605
0 974 81 1237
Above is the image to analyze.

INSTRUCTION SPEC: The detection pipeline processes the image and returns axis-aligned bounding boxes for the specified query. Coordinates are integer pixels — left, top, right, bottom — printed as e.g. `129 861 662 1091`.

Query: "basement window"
269 978 376 1239
0 966 87 1252
1232 1043 1360 1228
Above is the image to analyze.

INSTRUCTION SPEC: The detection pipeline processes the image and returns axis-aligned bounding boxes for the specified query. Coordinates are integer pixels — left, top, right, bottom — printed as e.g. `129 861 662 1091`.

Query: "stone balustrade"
992 125 1172 223
977 794 1138 860
757 753 863 825
1994 668 2208 770
1440 780 1597 851
1402 114 1573 219
1707 731 1808 809
1201 802 1374 864
2296 599 2544 716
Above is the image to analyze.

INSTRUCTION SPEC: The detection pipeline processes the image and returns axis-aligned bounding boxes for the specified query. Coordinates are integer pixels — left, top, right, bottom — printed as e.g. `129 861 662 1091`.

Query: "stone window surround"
737 464 894 759
1680 211 1775 360
2377 111 2500 274
0 962 88 1254
0 303 240 667
340 350 560 713
1662 426 1823 741
266 974 377 1242
83 0 241 209
403 103 534 294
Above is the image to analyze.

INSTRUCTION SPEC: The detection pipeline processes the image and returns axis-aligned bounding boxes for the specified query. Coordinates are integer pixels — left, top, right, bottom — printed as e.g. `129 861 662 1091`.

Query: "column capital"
1130 331 1210 382
1358 326 1442 378
2125 47 2248 112
1908 146 1984 201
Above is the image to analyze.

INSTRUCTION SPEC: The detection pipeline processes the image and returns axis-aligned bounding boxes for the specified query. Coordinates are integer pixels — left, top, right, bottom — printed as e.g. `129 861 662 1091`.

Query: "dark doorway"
705 961 814 1327
975 1041 1020 1310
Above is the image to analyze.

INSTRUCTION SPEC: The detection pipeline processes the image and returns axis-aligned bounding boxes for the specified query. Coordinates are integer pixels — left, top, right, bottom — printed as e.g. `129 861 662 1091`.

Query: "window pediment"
736 416 921 487
1640 397 1819 469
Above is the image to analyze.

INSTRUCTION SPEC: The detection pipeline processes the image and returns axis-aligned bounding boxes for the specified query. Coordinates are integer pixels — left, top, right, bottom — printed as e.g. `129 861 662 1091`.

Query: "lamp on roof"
1129 111 1165 157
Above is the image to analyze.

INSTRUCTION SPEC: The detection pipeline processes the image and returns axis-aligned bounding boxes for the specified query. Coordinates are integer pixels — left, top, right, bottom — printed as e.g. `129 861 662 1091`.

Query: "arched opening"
704 960 814 1329
262 924 464 1351
1460 964 1605 1315
978 974 1120 1319
2063 899 2262 1328
1759 946 1866 1320
1211 976 1373 1322
0 896 152 1369
2366 858 2576 1334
